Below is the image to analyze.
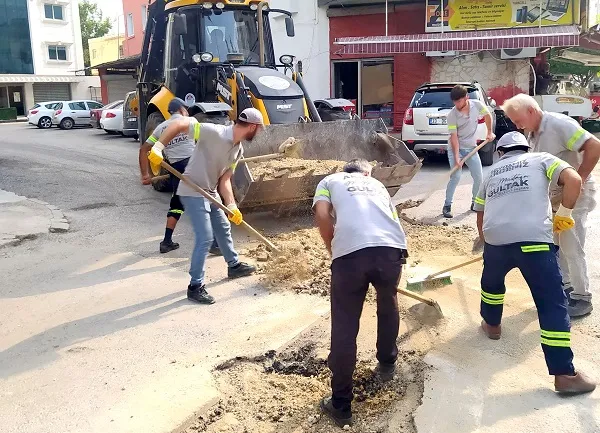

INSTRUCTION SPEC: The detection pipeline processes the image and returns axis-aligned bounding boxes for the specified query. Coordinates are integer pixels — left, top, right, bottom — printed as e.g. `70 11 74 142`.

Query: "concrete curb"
26 198 70 233
0 118 27 124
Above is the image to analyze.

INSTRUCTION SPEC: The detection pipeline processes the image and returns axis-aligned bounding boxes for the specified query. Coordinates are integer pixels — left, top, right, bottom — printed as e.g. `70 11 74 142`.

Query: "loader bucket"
232 118 422 214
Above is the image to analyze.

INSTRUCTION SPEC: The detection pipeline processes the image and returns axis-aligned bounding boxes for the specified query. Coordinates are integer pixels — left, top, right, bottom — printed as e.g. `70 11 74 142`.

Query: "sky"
89 0 125 36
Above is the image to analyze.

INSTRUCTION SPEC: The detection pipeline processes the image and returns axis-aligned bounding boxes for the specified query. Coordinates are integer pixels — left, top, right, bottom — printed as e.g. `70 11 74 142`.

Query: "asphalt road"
2 123 599 433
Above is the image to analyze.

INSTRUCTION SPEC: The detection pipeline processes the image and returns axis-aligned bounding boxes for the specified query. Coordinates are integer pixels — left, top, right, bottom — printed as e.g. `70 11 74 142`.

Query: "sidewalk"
0 190 69 248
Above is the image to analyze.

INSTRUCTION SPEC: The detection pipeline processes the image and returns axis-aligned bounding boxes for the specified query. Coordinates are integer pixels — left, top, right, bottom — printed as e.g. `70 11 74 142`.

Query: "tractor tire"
145 112 172 193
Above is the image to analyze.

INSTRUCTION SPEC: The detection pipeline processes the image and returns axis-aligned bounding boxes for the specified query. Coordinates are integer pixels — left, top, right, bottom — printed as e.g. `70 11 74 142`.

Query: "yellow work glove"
553 204 575 233
148 141 165 176
226 203 243 226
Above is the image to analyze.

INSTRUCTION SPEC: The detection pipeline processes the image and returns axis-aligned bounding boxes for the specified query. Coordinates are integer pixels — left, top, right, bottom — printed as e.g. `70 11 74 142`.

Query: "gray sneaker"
442 205 453 218
568 299 593 318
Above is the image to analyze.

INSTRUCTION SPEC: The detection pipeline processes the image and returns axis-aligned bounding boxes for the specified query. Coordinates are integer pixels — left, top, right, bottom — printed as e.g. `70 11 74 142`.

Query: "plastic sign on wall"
425 0 580 32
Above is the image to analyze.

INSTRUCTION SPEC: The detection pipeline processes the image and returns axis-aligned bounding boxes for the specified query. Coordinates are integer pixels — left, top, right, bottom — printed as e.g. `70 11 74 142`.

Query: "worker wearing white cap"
473 131 595 395
147 108 265 304
501 94 600 318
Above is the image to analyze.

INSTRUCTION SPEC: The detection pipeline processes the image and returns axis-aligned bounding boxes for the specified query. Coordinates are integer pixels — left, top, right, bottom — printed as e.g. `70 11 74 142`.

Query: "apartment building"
0 0 100 115
122 0 153 57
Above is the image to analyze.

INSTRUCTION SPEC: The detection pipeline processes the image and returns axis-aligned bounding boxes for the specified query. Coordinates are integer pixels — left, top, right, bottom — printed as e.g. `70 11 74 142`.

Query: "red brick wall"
329 4 431 129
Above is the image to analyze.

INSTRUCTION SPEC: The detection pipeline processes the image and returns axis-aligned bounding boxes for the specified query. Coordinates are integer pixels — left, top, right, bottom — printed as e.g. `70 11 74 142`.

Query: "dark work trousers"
168 158 218 250
329 246 405 411
481 242 575 376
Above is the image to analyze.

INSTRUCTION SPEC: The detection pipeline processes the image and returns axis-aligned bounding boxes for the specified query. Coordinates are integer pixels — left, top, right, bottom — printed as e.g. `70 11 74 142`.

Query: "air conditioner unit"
426 51 456 57
501 47 538 59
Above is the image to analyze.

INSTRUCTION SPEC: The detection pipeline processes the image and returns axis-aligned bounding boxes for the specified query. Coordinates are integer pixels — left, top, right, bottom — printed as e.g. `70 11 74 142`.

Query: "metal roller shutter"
33 83 71 103
106 77 137 103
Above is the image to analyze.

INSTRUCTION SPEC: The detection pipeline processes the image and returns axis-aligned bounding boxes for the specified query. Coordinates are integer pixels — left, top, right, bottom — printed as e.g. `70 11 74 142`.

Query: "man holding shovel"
443 85 495 218
473 131 595 394
501 93 600 318
313 159 409 427
146 108 264 304
139 97 221 256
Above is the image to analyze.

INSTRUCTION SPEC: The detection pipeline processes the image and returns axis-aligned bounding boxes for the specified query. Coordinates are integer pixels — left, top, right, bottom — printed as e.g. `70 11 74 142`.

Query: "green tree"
549 48 600 90
79 0 112 70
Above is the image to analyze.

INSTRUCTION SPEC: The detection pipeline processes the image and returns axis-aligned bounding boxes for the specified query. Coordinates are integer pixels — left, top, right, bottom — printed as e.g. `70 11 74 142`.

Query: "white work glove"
148 141 165 175
553 204 575 233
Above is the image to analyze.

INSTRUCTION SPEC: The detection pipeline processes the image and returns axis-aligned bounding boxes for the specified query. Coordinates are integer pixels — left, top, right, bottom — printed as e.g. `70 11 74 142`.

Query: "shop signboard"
426 0 580 32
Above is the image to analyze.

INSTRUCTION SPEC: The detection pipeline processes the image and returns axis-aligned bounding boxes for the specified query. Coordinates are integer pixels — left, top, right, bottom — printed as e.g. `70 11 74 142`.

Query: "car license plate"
128 117 137 122
429 117 447 125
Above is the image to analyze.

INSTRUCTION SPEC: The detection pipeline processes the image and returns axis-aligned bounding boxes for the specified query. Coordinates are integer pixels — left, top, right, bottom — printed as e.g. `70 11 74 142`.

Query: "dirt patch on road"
184 342 427 433
247 222 478 297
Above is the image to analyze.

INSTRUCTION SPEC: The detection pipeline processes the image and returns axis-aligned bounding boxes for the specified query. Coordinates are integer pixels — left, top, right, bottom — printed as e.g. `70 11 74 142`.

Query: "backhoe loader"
137 0 422 213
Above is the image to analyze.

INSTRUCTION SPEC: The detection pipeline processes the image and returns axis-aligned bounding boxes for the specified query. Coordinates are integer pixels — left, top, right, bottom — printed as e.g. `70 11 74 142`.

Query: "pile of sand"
248 158 345 180
247 222 477 296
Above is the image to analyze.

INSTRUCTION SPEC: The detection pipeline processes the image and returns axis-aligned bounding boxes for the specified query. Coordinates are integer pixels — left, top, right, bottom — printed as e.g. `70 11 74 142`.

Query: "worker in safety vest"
139 97 221 256
473 131 595 395
501 94 600 318
313 158 409 427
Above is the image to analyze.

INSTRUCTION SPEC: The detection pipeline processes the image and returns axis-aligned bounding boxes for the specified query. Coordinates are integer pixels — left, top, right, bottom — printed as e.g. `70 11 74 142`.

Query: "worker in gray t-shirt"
443 85 495 218
313 159 408 426
139 98 221 256
472 131 595 395
148 108 264 305
501 93 600 318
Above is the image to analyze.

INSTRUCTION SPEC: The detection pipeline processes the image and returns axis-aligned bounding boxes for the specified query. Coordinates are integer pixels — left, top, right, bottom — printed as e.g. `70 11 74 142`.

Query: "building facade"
90 34 126 70
0 0 100 115
122 0 153 57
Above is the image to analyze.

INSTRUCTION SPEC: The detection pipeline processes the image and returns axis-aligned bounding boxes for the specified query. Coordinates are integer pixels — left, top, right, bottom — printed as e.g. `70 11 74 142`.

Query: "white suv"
52 100 104 130
401 81 497 166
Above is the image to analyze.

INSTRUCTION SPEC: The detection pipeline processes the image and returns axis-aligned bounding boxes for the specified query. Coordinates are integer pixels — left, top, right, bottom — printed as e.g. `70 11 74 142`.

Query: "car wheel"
59 118 74 130
38 117 52 129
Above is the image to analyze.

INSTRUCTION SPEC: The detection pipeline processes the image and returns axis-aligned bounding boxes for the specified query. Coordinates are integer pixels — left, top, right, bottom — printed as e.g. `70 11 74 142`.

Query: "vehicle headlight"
192 53 202 63
250 4 258 10
215 2 225 9
200 52 214 63
280 54 294 66
202 2 213 8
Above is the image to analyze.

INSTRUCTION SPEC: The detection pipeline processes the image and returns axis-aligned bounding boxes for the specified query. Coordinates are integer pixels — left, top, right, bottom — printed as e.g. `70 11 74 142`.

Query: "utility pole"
385 0 388 36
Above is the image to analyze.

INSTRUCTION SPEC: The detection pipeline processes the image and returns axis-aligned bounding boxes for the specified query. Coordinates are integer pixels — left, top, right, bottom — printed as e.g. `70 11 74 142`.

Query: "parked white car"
52 100 104 130
100 101 124 134
401 81 497 166
27 101 60 129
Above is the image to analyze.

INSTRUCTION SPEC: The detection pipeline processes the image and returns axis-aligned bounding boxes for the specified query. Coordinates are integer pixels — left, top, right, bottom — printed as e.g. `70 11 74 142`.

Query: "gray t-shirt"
177 120 243 199
447 99 489 149
312 172 407 260
147 114 196 163
473 150 571 246
528 111 596 194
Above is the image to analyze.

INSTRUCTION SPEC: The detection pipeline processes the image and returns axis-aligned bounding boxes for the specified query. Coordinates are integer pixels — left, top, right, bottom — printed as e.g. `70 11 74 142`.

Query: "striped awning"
334 25 580 55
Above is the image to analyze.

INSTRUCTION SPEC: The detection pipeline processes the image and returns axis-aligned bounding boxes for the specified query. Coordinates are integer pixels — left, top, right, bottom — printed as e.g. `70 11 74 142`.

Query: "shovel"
397 286 443 316
159 161 280 253
239 137 302 163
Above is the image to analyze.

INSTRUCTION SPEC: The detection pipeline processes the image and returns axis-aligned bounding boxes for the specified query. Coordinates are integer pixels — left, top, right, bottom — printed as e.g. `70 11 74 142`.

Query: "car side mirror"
173 13 187 36
285 16 295 37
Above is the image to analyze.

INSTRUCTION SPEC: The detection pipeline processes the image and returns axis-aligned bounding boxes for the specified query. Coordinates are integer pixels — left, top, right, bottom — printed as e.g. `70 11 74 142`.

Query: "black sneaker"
209 245 222 256
187 284 215 305
442 205 453 218
320 397 353 428
160 241 180 254
227 262 256 279
375 362 396 382
470 201 476 211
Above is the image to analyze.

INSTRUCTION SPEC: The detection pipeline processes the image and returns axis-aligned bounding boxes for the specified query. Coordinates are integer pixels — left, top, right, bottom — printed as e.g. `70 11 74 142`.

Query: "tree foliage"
549 48 600 90
79 0 112 69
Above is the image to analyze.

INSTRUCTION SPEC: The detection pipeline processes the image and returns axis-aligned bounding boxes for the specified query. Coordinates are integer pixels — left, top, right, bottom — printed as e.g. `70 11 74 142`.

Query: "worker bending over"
313 159 409 427
473 131 595 395
147 108 264 304
502 94 600 318
443 85 495 218
139 97 221 256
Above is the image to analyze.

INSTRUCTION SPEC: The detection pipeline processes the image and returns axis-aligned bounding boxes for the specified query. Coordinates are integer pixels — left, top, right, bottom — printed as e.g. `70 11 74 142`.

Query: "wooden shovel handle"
151 174 170 182
426 256 483 280
160 161 280 252
240 153 282 163
397 287 437 306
